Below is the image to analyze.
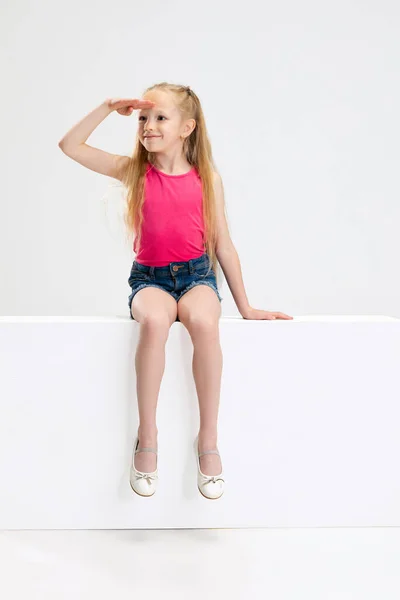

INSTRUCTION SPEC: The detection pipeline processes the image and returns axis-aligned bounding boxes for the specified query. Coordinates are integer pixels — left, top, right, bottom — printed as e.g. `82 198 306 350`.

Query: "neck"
149 152 192 175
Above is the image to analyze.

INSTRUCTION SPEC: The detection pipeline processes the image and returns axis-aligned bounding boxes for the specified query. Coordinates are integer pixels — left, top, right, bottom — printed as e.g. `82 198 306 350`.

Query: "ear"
185 118 196 135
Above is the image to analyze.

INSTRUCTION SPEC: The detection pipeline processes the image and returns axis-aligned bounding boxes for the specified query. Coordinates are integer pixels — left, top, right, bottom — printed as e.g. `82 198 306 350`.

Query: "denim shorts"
128 252 223 321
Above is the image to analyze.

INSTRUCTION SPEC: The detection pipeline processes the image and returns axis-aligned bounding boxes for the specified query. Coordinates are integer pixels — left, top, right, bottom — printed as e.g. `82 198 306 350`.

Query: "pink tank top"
133 162 206 266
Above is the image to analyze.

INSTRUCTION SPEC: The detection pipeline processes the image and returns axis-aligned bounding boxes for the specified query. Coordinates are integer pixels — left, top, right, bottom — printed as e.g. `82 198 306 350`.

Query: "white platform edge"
0 315 399 323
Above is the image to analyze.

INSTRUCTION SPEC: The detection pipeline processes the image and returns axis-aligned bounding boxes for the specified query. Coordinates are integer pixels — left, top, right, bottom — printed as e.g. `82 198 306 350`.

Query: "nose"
142 116 156 133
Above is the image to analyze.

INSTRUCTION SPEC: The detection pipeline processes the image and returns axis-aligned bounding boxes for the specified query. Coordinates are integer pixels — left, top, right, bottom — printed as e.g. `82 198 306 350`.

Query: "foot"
198 433 222 476
134 427 158 473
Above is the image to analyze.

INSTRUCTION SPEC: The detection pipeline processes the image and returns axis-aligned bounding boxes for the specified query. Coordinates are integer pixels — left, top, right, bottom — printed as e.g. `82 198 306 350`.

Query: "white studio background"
1 0 399 318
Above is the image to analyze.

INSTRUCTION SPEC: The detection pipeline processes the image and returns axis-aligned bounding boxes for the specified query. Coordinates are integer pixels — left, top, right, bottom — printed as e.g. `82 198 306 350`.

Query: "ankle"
138 425 158 439
198 429 218 444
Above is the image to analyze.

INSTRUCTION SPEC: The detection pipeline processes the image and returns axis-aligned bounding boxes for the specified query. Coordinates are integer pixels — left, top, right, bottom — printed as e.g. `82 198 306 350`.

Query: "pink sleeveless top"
133 162 206 266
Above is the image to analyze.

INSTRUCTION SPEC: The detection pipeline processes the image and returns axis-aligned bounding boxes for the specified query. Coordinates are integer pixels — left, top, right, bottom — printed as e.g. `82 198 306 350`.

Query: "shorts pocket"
128 266 151 288
194 258 213 277
197 267 215 279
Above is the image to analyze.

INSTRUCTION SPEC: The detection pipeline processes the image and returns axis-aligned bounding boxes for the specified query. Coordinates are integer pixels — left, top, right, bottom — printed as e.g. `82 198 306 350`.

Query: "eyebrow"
139 107 171 113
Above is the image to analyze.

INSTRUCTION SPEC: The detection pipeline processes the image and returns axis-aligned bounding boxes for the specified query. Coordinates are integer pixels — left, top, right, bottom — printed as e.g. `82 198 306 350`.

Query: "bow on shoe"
201 475 225 485
135 472 158 482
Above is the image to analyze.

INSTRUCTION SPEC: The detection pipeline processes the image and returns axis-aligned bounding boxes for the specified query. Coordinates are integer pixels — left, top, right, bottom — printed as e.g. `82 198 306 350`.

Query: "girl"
58 82 293 501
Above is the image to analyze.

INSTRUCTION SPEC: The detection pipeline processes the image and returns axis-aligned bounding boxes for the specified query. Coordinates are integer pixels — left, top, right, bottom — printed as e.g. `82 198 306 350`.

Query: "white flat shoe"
130 432 158 497
194 435 225 500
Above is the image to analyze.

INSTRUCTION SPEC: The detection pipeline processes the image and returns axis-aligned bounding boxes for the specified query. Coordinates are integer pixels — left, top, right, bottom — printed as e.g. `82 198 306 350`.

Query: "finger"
131 101 155 109
112 99 154 106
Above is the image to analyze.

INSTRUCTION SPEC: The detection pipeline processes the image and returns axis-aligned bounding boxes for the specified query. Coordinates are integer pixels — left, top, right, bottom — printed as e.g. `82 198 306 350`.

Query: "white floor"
0 528 399 599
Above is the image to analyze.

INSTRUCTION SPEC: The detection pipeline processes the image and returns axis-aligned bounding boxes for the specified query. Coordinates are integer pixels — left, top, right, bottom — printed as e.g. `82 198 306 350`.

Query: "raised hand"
105 97 156 116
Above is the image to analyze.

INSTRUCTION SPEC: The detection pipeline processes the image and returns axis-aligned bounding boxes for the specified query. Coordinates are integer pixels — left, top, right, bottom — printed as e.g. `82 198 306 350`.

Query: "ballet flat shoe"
194 435 225 500
130 431 158 497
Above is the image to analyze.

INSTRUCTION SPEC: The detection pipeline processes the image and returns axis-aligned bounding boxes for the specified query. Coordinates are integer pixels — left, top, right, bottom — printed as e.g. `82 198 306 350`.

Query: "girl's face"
137 90 195 152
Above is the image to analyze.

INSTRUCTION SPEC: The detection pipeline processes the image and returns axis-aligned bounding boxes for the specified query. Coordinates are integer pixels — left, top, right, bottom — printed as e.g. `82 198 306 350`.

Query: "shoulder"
212 170 231 250
211 171 228 237
212 171 225 194
197 170 223 200
213 170 221 183
212 170 224 205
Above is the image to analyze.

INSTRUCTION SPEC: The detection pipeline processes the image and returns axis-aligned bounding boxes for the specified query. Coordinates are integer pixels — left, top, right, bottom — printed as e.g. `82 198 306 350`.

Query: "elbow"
58 140 75 155
58 138 72 150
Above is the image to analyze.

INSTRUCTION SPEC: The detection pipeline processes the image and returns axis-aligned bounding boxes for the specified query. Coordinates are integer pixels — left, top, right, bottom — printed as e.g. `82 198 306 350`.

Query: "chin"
143 141 164 150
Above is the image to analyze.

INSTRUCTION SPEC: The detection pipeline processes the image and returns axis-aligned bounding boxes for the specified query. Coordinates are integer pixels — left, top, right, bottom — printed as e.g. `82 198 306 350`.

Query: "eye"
138 116 166 121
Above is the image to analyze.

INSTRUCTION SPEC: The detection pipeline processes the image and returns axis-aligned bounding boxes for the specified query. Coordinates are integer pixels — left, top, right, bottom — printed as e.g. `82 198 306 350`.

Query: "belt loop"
149 266 155 279
189 259 194 274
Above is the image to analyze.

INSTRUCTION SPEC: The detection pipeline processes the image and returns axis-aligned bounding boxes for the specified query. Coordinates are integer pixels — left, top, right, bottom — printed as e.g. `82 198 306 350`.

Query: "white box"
0 315 399 529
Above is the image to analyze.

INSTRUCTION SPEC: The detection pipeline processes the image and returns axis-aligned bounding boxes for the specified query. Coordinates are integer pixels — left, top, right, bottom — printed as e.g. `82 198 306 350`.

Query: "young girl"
59 82 293 501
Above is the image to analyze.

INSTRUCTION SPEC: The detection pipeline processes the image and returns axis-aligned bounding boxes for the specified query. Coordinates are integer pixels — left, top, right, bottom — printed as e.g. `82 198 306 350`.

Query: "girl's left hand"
241 307 293 320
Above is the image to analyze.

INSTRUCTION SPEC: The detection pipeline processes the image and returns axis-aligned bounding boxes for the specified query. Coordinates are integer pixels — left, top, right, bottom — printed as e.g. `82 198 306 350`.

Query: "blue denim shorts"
128 252 223 320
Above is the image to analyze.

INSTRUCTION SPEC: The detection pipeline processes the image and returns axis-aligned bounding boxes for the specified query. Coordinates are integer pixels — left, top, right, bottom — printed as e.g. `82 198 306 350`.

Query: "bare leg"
192 324 223 475
177 286 223 476
131 287 178 472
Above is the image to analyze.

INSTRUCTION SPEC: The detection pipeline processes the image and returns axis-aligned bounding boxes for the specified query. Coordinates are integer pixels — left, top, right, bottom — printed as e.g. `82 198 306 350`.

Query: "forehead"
140 91 178 114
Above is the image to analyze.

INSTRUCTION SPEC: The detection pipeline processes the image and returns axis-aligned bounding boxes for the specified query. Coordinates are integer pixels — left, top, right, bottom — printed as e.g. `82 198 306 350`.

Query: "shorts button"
172 266 179 272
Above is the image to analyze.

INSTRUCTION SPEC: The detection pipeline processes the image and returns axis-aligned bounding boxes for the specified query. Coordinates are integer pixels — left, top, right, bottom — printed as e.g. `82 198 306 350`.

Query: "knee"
140 314 172 340
185 315 219 339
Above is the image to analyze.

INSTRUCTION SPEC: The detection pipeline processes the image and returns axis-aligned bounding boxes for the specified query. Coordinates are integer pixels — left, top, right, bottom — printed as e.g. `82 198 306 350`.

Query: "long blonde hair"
118 82 228 284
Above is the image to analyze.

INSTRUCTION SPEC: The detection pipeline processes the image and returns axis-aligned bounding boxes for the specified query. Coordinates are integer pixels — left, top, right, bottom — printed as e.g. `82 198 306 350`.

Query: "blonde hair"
118 82 229 284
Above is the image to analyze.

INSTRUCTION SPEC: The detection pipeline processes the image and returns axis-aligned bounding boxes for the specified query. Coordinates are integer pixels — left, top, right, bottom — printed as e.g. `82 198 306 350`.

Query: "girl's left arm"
213 172 293 321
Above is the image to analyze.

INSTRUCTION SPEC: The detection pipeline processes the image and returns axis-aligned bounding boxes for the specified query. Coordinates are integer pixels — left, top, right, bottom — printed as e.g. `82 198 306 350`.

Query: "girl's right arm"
58 98 155 181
